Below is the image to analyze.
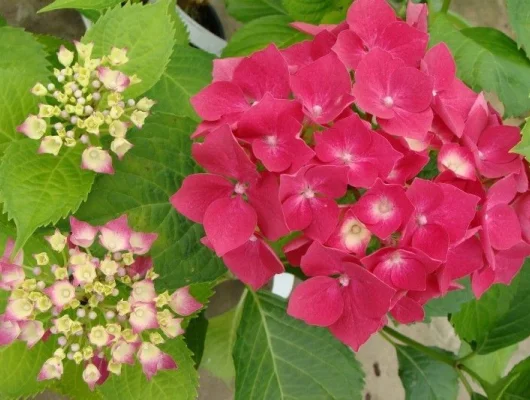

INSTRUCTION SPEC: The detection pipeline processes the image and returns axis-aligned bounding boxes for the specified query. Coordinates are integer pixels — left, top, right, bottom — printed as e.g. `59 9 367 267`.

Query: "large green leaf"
507 0 530 54
97 338 198 400
0 141 95 251
223 15 309 57
39 0 122 12
52 362 103 400
0 340 57 399
430 15 530 117
451 261 530 354
145 45 214 120
0 27 50 155
82 0 176 98
227 0 287 22
233 291 364 400
459 342 517 385
201 308 240 383
184 311 209 367
424 279 473 319
396 345 459 400
490 356 530 399
282 0 332 23
75 113 226 290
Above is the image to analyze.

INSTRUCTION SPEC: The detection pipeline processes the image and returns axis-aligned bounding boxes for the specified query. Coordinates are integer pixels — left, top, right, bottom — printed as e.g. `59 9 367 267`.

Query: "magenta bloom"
353 49 433 140
287 242 395 350
325 208 372 256
171 125 287 255
279 165 347 242
314 115 402 188
363 247 439 292
333 0 428 70
290 53 354 124
0 239 24 291
352 179 414 239
237 94 314 173
402 179 480 261
381 133 430 185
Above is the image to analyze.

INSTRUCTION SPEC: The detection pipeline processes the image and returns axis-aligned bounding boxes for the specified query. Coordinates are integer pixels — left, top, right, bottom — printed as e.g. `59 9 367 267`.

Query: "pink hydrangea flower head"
353 49 433 140
290 53 355 124
280 165 347 242
314 114 402 187
352 179 414 239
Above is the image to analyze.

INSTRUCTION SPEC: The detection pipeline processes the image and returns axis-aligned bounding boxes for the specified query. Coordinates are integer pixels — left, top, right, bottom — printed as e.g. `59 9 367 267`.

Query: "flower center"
338 274 350 287
89 150 100 160
249 235 258 242
265 135 278 146
312 105 323 117
61 289 72 298
135 309 144 318
350 224 362 234
377 199 392 214
234 183 246 195
388 251 402 265
302 187 315 199
340 152 353 164
416 214 427 226
383 96 394 108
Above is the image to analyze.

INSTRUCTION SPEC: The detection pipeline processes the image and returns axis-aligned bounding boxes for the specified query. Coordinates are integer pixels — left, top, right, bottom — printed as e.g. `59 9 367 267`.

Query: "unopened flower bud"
88 311 97 320
58 45 74 67
38 136 63 156
47 83 56 91
136 97 155 112
31 83 48 96
34 252 49 266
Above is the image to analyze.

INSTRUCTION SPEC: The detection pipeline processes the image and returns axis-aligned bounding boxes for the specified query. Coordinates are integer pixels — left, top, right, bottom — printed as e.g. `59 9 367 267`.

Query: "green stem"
459 364 491 391
457 368 474 396
456 350 476 363
441 0 452 13
382 326 455 366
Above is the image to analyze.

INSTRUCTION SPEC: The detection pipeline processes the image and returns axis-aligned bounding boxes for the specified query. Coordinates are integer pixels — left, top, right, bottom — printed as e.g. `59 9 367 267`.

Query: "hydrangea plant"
1 0 530 399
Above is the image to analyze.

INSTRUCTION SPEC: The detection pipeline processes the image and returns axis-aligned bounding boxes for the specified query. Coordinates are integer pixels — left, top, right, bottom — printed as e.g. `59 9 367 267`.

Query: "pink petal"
0 262 25 291
421 43 456 93
377 21 429 67
112 340 139 364
291 53 354 124
300 241 357 277
433 79 477 137
378 107 433 140
290 21 338 36
69 217 98 248
485 204 522 250
390 296 425 324
190 81 249 121
129 303 159 333
476 126 521 178
232 44 290 101
284 236 312 267
472 267 495 298
247 172 290 241
212 57 243 82
44 281 75 310
99 215 132 252
411 223 450 261
192 125 258 182
127 256 153 279
406 2 428 32
0 317 20 345
129 231 158 255
222 235 284 290
170 174 233 224
281 194 313 232
304 197 341 243
347 0 396 46
332 30 366 70
326 208 371 255
169 286 203 316
203 196 257 256
438 143 476 180
287 276 344 326
131 280 157 304
81 147 114 174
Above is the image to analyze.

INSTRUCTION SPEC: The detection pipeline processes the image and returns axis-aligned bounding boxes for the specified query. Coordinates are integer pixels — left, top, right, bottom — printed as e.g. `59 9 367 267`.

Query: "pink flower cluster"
0 216 202 388
172 0 529 350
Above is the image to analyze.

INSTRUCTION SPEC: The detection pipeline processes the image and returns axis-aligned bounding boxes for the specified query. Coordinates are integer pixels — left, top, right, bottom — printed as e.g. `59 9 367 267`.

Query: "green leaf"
184 311 209 367
145 45 214 120
0 27 50 154
0 140 95 251
282 0 332 23
0 340 57 399
222 15 309 57
233 291 365 400
396 345 459 400
52 362 103 400
82 0 176 98
459 342 517 385
513 118 530 160
75 113 226 290
227 0 287 22
424 279 473 319
201 308 239 383
430 14 530 117
451 260 530 354
507 0 530 54
490 356 530 399
97 338 198 400
0 15 6 27
39 0 122 12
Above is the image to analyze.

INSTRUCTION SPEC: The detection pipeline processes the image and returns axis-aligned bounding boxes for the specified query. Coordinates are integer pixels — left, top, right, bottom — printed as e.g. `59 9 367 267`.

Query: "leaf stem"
457 368 474 396
456 350 476 363
382 326 455 366
441 0 452 13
